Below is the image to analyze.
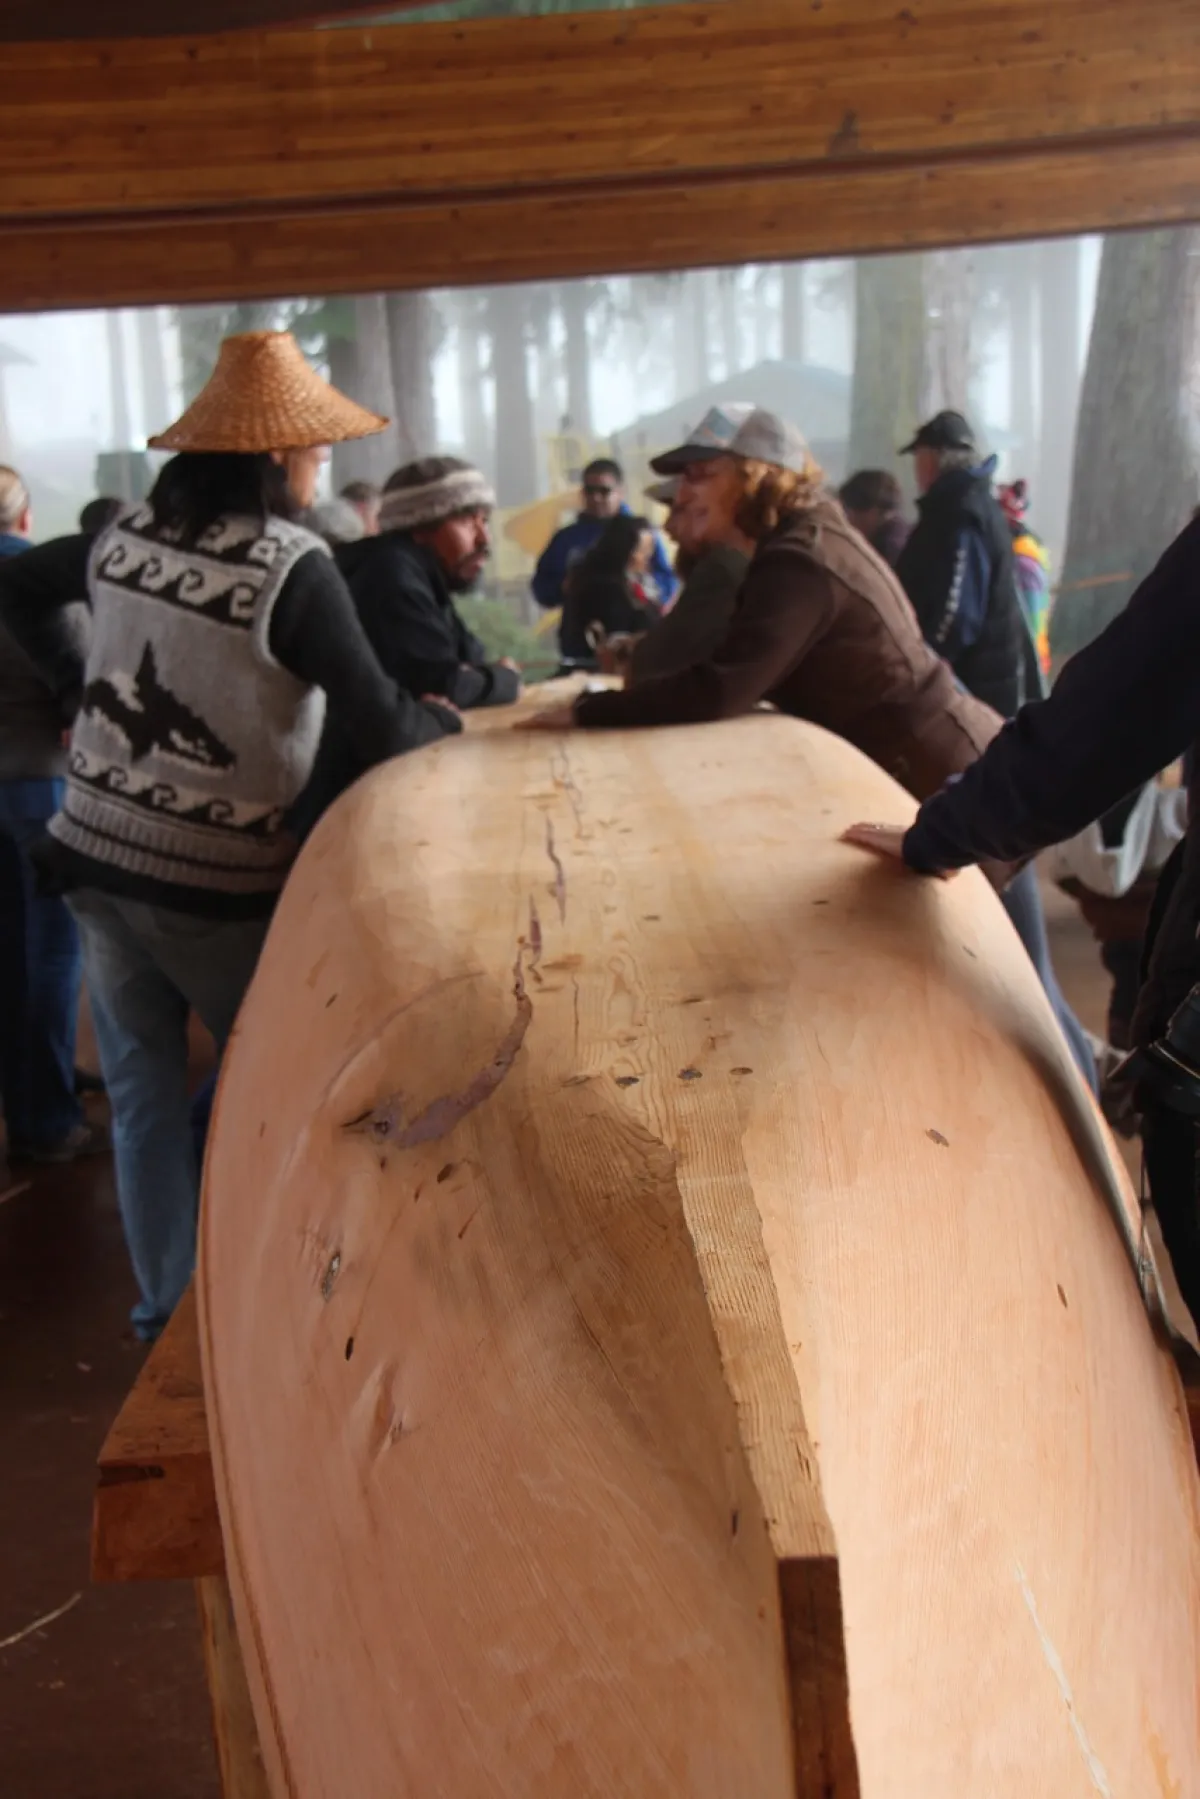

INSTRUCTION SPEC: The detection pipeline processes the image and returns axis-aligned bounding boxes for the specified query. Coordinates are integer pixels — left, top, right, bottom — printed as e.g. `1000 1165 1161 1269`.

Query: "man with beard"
336 456 522 711
287 457 520 840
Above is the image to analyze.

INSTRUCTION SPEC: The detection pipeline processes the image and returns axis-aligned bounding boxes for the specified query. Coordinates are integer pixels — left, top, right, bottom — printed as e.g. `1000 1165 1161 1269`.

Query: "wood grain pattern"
199 706 1200 1797
5 136 1200 312
7 1 1200 218
195 1575 271 1799
92 1283 223 1583
3 0 1200 308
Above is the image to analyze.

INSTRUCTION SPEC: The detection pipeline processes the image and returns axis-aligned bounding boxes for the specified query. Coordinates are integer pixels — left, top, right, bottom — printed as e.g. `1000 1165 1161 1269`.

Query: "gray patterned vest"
50 505 328 895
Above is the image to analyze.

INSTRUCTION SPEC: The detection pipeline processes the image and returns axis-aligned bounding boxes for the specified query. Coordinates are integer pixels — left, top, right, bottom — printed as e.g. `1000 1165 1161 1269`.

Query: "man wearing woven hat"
336 455 522 714
0 331 462 1340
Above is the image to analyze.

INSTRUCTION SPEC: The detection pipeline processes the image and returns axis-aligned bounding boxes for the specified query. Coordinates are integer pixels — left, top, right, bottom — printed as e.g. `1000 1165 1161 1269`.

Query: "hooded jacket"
896 456 1026 718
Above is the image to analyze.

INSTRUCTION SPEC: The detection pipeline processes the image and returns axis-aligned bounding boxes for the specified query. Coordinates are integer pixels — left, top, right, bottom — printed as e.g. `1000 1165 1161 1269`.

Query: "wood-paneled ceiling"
2 0 1199 312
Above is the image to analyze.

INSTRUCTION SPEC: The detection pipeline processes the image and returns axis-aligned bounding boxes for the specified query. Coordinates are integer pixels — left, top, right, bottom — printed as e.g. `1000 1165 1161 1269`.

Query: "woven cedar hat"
148 331 388 453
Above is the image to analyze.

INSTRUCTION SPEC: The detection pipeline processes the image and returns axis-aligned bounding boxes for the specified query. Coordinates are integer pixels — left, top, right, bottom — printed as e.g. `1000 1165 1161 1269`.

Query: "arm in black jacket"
903 519 1200 873
343 538 521 710
269 552 460 761
0 534 459 768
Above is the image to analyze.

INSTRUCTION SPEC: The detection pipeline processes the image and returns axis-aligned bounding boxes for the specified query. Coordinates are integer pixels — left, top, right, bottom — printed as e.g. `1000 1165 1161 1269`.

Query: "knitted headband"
379 467 496 533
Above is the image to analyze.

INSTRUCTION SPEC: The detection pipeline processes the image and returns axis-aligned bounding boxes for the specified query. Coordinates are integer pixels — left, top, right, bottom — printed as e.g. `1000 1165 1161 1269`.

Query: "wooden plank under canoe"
199 710 1200 1798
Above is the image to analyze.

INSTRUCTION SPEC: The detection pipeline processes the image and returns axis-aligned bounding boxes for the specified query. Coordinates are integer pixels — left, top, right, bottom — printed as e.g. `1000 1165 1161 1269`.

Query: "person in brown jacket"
521 405 1095 1086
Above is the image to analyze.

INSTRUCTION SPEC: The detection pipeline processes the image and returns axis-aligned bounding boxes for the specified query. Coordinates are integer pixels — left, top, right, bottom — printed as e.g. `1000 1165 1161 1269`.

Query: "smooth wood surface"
92 1284 223 1583
196 1575 271 1799
199 708 1200 1797
4 0 1200 309
10 138 1200 313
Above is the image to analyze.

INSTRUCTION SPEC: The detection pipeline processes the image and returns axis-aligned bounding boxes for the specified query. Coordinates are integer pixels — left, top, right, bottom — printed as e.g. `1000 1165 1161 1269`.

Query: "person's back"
747 497 999 799
896 412 1025 718
58 503 331 897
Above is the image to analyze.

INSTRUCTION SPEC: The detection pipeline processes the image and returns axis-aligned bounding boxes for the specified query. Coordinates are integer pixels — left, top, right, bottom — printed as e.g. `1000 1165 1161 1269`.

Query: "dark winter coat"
336 533 520 711
896 457 1026 718
903 514 1200 1047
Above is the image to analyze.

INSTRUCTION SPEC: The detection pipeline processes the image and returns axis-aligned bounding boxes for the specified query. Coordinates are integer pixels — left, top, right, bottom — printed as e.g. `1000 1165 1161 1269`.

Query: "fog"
4 232 1171 657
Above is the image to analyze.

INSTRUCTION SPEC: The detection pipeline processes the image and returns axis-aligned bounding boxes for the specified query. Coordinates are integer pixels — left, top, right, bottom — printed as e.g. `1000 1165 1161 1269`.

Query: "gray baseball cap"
650 403 812 475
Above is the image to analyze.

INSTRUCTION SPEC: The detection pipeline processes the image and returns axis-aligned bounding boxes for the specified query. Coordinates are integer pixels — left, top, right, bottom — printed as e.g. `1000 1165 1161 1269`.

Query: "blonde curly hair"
732 455 826 542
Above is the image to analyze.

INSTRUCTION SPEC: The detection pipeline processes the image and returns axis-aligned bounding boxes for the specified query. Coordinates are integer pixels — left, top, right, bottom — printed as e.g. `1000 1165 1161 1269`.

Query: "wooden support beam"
2 0 1200 309
92 1284 224 1583
7 135 1200 312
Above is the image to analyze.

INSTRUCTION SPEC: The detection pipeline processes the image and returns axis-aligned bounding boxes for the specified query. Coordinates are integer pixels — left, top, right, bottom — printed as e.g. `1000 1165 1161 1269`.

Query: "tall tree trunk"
923 249 976 421
487 284 538 508
455 298 491 473
753 267 774 365
106 310 133 448
688 271 712 391
330 294 400 488
385 291 437 465
717 269 740 377
136 306 170 444
780 262 806 362
1055 229 1200 657
848 254 924 479
1003 247 1038 489
559 283 593 438
1038 236 1083 566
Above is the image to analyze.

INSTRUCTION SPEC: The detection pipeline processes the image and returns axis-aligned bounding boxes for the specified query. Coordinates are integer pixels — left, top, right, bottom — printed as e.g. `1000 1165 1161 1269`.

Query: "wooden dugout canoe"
199 707 1200 1799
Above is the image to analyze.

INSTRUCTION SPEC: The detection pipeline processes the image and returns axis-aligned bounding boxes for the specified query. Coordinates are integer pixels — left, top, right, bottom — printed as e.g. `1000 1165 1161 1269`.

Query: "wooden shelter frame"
0 0 1199 312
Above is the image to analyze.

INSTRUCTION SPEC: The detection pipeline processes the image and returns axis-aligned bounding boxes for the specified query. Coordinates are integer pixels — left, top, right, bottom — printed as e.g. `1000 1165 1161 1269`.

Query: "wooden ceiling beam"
2 0 1199 311
6 133 1199 314
7 0 1200 220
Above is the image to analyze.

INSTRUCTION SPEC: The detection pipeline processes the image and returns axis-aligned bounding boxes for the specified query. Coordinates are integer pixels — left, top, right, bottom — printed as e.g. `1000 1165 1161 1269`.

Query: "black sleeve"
903 522 1200 873
446 660 523 710
345 541 467 701
479 662 522 707
0 533 92 716
268 550 460 762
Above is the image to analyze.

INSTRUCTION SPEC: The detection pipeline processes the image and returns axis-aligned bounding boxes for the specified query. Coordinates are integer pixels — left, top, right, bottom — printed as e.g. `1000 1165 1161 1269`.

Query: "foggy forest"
2 225 1198 665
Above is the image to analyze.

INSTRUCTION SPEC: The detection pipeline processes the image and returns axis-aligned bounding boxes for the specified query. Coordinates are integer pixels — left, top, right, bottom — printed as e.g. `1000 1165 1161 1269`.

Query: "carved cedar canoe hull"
198 711 1200 1798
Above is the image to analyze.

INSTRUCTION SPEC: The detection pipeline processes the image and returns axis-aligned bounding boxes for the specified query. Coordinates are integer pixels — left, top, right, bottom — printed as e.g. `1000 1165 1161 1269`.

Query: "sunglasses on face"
584 484 616 498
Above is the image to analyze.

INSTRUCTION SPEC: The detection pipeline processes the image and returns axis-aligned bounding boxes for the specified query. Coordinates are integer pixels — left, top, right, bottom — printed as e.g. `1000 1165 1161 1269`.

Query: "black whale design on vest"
82 642 236 772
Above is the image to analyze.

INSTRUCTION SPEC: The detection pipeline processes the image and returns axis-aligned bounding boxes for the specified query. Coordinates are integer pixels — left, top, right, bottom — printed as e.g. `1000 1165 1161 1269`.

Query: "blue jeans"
68 891 269 1340
1002 865 1098 1093
0 778 84 1150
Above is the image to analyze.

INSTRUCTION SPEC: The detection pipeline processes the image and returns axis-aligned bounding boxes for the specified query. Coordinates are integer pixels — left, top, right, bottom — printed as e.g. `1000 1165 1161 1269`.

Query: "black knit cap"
899 409 976 455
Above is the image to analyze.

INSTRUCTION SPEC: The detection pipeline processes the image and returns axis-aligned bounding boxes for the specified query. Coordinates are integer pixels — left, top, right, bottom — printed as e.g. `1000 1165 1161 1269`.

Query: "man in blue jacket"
532 457 677 634
896 410 1035 719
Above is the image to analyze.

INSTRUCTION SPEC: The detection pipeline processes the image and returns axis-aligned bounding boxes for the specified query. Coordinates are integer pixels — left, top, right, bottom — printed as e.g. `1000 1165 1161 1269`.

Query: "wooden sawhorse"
91 1285 268 1799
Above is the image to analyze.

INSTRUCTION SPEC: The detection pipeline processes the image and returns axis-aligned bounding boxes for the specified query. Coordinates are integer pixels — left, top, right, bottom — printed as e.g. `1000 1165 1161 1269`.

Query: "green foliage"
456 595 553 679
